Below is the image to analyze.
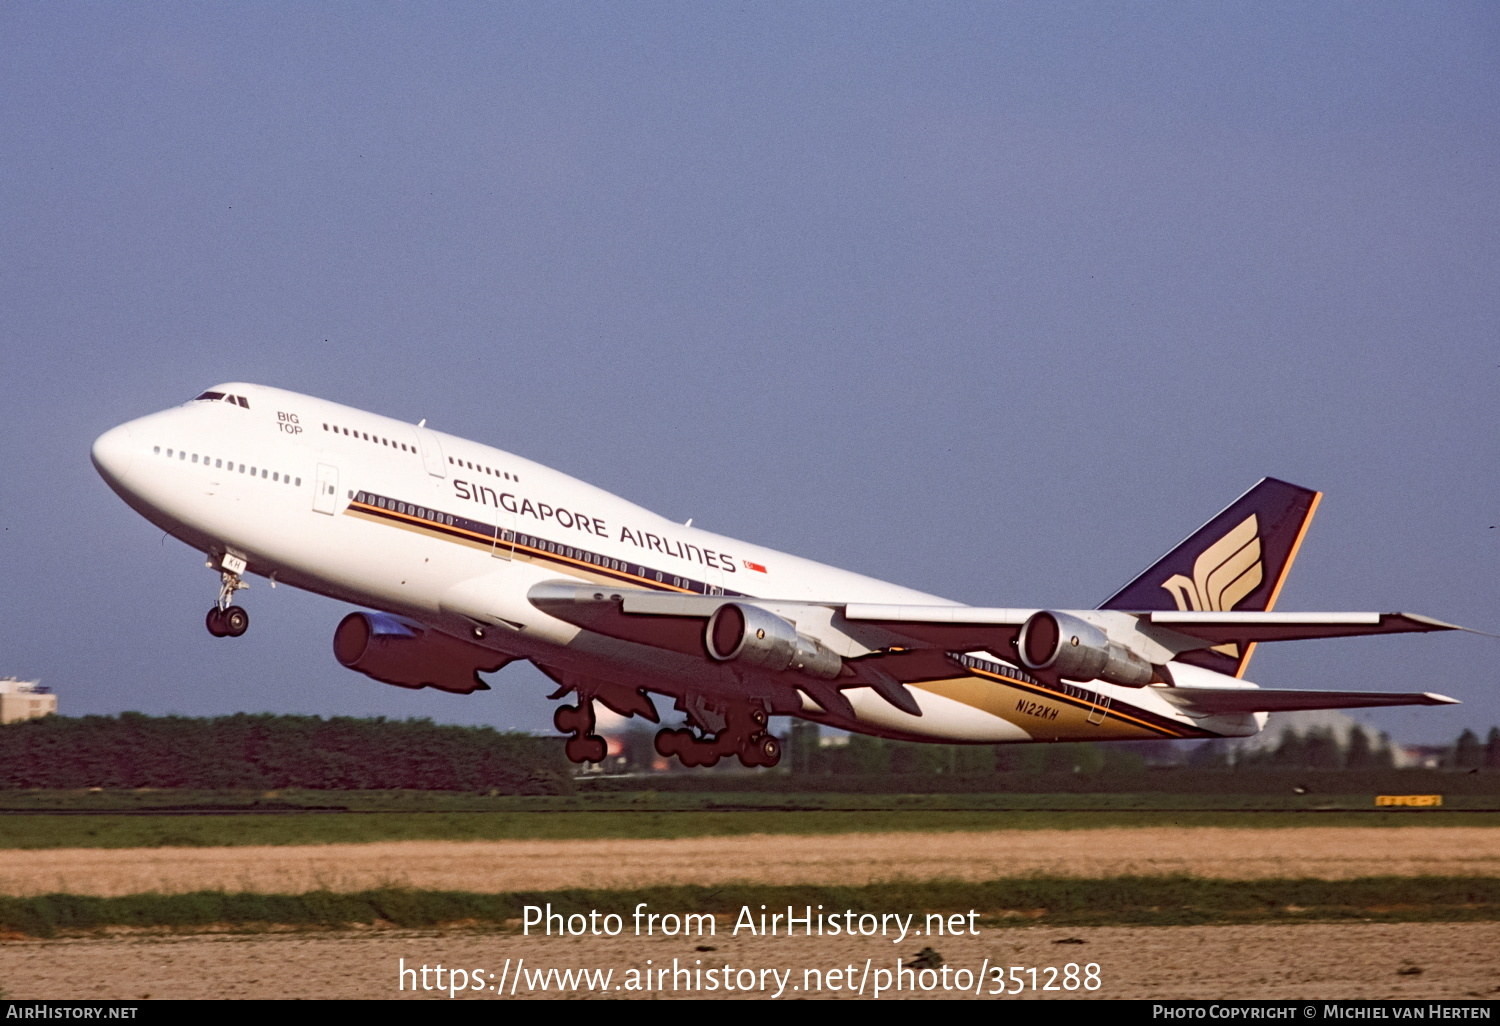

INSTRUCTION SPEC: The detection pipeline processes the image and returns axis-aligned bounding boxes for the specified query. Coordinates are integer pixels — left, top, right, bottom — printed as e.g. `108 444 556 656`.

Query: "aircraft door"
313 464 339 515
703 563 725 595
492 508 516 560
1086 694 1111 725
412 425 447 479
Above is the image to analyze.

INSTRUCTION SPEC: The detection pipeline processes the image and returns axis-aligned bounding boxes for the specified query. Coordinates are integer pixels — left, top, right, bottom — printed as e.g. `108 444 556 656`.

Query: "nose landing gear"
205 605 249 638
205 560 250 638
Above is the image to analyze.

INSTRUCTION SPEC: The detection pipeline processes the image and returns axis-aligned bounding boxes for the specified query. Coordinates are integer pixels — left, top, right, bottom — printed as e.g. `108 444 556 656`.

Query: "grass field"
2 788 1497 814
0 790 1492 848
3 877 1500 937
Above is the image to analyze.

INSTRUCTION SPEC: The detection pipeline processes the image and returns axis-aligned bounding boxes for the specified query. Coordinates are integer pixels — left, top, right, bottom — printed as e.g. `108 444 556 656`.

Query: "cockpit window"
191 391 250 408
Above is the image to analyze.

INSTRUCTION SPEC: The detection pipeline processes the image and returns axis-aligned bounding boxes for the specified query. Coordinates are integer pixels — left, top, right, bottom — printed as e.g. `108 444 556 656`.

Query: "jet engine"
333 612 511 694
703 602 843 680
1016 610 1155 687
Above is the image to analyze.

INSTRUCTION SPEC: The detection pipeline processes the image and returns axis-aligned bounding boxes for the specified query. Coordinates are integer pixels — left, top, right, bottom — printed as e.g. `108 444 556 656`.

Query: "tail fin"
1099 478 1321 677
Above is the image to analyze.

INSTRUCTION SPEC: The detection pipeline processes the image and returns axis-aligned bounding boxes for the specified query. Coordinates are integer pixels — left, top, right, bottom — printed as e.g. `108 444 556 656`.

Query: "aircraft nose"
91 422 137 489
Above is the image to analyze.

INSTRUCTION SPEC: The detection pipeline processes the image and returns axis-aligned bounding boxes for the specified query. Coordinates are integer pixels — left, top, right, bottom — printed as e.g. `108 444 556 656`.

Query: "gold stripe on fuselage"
345 500 699 593
913 663 1203 740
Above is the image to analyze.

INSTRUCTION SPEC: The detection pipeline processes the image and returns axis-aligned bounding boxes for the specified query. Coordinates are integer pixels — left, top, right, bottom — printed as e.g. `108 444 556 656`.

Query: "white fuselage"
92 383 1258 745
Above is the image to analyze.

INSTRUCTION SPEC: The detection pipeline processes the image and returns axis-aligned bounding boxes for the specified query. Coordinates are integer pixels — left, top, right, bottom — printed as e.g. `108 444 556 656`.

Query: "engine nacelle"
703 603 843 680
333 612 510 694
1016 610 1155 687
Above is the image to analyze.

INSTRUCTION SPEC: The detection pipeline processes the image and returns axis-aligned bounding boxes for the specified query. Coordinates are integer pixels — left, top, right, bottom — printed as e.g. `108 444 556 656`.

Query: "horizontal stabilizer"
1157 686 1459 716
1148 611 1462 645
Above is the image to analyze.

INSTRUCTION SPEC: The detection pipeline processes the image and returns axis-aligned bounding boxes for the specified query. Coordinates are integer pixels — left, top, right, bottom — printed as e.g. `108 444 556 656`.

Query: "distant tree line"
1195 725 1500 772
773 722 1500 778
0 713 571 792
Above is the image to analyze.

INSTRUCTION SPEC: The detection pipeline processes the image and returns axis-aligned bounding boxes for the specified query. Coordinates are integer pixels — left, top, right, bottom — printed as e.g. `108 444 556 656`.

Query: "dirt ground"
0 827 1497 896
1 921 1496 1000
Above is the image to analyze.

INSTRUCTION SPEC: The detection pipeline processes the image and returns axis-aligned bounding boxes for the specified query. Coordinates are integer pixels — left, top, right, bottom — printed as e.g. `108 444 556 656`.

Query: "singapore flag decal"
743 560 767 573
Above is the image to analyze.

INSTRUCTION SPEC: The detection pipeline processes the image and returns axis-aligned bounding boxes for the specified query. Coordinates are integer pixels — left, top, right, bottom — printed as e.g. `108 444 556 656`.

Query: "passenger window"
295 477 301 486
153 447 160 455
250 467 256 476
215 459 222 469
239 464 245 473
273 472 279 482
192 454 199 463
180 451 186 460
261 469 268 478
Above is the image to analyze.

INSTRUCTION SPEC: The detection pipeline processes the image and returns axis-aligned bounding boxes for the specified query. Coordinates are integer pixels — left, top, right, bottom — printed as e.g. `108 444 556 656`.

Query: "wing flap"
841 604 1030 652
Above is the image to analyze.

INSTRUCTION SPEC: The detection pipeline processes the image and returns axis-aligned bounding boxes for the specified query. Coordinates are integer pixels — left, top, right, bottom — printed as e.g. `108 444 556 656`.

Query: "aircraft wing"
528 584 1466 659
1157 686 1459 716
526 583 1467 721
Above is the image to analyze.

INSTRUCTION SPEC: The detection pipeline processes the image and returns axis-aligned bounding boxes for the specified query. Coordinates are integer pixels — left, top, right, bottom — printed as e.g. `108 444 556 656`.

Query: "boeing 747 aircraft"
91 384 1465 768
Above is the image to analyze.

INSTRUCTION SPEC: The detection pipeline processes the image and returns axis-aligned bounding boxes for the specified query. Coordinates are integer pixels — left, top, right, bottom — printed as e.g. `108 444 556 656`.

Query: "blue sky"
2 2 1496 744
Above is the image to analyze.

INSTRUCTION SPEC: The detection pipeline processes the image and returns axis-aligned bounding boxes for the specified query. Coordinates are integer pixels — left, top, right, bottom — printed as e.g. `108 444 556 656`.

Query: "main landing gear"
655 700 781 769
555 701 608 764
205 562 250 638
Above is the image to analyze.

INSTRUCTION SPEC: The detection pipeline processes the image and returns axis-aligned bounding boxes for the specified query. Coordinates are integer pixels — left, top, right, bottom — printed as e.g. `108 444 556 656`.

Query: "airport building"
0 678 56 724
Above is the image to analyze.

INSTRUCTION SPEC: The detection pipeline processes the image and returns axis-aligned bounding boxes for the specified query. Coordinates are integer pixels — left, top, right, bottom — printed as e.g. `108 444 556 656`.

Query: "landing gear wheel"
222 606 249 637
565 734 607 764
756 735 781 767
681 745 720 769
654 727 687 758
554 704 587 735
737 734 782 768
205 608 228 637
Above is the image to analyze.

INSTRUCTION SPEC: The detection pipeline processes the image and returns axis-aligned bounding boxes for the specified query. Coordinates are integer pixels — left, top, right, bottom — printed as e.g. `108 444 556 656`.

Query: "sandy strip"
1 922 1497 1000
0 827 1498 896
